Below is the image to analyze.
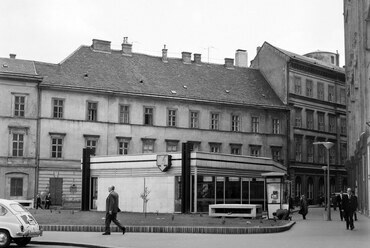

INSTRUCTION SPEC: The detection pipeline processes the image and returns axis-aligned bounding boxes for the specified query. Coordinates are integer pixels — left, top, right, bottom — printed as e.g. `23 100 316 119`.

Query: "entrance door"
49 178 63 205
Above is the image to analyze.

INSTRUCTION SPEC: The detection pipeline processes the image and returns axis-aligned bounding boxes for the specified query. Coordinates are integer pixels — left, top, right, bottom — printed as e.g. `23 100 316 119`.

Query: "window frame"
119 104 130 124
231 114 241 132
317 112 325 131
10 178 23 197
50 133 66 159
144 107 154 126
230 143 242 155
189 111 199 129
52 98 65 119
328 85 335 102
117 137 131 155
250 145 261 157
142 138 155 153
167 109 177 127
306 110 314 130
210 112 220 130
294 108 302 128
86 101 98 122
84 135 99 155
166 139 179 152
317 82 324 100
294 76 302 95
251 116 259 133
272 118 280 134
306 79 313 97
13 94 27 118
209 142 221 153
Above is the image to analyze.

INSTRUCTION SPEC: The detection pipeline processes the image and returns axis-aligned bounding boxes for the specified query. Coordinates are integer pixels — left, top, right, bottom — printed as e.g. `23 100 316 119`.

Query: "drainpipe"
35 81 42 202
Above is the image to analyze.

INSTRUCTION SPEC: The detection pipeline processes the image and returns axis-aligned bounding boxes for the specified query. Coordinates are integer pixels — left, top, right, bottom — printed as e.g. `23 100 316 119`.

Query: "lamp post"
313 141 334 221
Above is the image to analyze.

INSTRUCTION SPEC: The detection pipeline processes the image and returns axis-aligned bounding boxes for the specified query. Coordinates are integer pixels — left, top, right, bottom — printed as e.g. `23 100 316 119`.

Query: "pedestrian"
44 193 51 209
298 195 308 220
336 191 344 221
35 193 43 209
332 193 337 211
102 185 126 235
342 188 358 230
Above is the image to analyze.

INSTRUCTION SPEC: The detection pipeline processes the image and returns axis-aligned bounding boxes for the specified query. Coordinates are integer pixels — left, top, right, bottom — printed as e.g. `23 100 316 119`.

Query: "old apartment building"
0 38 288 209
251 42 347 204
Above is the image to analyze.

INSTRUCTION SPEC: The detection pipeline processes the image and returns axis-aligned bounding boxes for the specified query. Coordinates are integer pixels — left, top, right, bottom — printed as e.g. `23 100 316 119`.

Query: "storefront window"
197 176 214 212
225 177 240 204
216 177 224 204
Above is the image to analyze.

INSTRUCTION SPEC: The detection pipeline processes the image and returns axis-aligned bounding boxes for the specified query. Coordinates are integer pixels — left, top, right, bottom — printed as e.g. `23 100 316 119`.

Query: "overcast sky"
0 0 345 66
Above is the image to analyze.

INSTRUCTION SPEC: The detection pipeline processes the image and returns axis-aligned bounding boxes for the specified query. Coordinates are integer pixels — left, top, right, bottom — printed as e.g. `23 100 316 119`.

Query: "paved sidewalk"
31 207 370 248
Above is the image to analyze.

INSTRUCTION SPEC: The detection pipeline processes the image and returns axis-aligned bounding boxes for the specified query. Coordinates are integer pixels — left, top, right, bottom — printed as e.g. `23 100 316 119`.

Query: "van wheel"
14 237 31 247
0 230 11 248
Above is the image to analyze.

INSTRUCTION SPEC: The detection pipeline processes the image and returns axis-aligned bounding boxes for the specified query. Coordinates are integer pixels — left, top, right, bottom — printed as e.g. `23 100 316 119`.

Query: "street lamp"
313 141 334 221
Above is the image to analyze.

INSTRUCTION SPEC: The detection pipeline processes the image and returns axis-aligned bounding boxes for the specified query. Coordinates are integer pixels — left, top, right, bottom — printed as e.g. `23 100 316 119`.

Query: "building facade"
343 0 370 216
251 42 347 205
0 56 42 202
0 38 289 209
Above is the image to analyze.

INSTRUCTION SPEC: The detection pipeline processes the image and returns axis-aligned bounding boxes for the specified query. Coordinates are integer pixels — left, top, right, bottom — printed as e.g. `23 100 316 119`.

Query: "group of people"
35 193 52 209
336 188 358 230
274 187 359 231
296 188 358 230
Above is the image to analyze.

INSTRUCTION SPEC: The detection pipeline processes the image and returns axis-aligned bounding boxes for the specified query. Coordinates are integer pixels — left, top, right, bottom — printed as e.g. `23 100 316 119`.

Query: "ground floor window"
10 178 23 196
195 175 265 212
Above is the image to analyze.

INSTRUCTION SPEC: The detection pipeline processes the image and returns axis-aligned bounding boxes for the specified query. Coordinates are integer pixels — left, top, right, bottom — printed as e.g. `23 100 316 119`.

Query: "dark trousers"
105 212 124 233
344 211 354 229
339 208 344 220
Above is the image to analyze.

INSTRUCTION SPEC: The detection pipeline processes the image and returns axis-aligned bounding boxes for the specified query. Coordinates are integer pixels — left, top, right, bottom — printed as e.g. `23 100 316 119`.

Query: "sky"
0 0 345 66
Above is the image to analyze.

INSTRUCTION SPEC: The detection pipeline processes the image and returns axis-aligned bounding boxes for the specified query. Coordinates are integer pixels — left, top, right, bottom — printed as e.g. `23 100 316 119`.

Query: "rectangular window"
328 85 335 102
117 138 130 155
340 88 346 104
86 138 98 155
340 118 347 135
166 140 178 152
230 144 242 155
294 76 302 94
190 111 199 128
318 112 325 131
252 116 259 133
318 145 325 163
119 105 130 124
231 115 240 132
306 79 313 97
10 178 23 197
210 143 221 153
329 115 336 133
329 144 336 164
142 139 155 153
210 113 219 130
306 139 314 163
144 107 154 125
188 142 201 152
51 137 63 158
168 109 177 127
294 108 302 128
250 145 261 157
12 133 24 157
272 119 280 134
53 98 64 119
306 110 314 129
87 102 98 121
340 143 347 165
271 147 282 162
317 82 324 100
14 95 25 117
294 136 302 161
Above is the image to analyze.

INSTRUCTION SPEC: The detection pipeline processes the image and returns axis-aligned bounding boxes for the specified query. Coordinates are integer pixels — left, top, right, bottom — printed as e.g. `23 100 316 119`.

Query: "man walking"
102 185 126 235
342 188 358 230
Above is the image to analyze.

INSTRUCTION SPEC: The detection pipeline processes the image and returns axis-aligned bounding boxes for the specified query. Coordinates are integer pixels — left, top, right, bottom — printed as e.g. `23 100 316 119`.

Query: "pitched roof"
35 46 286 109
262 42 345 73
0 58 37 75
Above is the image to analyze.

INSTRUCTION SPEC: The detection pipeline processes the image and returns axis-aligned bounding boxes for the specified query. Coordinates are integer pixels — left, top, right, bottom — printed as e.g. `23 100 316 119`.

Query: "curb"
39 221 295 234
30 240 115 248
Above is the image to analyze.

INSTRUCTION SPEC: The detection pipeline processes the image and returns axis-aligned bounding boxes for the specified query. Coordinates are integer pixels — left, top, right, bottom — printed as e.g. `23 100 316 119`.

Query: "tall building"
0 38 289 209
251 42 347 205
343 0 370 216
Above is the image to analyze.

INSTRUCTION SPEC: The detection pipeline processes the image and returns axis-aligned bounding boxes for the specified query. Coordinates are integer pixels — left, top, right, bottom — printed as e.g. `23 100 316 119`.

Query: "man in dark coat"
336 191 344 221
342 188 358 230
102 185 126 235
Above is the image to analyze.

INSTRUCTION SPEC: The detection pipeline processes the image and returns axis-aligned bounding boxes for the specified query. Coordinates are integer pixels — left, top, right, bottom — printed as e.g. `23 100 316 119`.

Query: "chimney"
162 45 168 63
9 54 16 59
91 39 111 52
121 37 133 56
181 52 192 64
235 49 248 68
194 53 202 64
224 58 234 69
336 50 340 66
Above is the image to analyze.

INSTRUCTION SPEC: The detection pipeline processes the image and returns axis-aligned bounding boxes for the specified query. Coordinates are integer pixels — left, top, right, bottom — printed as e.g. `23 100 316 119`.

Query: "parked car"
0 199 42 247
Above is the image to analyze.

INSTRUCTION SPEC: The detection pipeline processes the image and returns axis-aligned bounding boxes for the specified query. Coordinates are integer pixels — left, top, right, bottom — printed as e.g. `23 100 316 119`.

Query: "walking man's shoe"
122 227 126 235
350 226 354 230
102 233 111 235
